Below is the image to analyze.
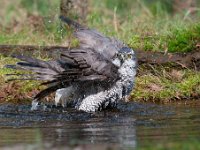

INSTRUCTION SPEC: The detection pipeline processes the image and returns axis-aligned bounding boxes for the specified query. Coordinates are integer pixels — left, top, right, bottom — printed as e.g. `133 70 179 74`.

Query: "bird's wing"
6 48 119 100
60 48 119 82
60 16 125 60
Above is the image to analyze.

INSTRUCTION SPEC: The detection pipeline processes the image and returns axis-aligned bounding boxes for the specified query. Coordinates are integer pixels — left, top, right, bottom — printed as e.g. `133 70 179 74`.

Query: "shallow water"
0 101 199 150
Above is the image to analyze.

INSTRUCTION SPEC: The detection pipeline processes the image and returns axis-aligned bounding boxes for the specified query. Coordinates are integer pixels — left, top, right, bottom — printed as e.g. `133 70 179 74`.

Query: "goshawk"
7 16 137 112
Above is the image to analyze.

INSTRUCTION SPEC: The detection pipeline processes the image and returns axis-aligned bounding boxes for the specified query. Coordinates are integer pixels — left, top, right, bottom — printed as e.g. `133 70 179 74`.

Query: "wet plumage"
6 16 137 112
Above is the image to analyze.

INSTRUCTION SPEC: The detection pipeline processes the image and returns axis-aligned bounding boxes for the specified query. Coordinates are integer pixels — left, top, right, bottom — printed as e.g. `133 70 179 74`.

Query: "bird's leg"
77 82 123 112
55 86 74 107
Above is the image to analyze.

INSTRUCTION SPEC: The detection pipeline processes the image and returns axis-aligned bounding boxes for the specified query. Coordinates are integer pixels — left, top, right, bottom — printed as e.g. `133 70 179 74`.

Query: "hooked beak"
112 55 122 67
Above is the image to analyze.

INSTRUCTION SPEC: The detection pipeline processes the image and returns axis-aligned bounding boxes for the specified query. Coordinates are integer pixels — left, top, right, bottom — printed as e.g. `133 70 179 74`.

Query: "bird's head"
112 47 136 68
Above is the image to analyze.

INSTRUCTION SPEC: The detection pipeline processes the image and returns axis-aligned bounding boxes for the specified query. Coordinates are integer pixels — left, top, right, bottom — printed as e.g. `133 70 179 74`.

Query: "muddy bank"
0 45 200 103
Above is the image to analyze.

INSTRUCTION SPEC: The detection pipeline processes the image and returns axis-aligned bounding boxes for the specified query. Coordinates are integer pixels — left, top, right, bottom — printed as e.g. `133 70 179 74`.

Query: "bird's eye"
115 53 119 57
116 53 121 58
127 53 132 59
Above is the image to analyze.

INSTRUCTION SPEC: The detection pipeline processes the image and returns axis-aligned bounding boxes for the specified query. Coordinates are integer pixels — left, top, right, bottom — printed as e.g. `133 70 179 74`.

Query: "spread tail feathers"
5 55 66 100
6 54 63 80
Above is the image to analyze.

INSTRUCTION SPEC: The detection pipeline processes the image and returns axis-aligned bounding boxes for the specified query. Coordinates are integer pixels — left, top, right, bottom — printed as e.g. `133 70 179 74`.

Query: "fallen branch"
136 49 200 70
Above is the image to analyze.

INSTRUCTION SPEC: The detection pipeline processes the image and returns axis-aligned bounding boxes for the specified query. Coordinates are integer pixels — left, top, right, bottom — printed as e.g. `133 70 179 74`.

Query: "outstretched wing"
6 48 119 100
5 16 124 101
60 16 125 60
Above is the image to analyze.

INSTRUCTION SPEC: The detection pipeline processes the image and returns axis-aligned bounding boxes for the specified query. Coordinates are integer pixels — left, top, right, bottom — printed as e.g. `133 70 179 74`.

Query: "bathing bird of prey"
6 16 137 112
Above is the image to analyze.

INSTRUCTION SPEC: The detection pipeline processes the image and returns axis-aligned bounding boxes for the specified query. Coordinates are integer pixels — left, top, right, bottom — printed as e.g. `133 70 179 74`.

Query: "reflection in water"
0 102 200 149
0 115 137 149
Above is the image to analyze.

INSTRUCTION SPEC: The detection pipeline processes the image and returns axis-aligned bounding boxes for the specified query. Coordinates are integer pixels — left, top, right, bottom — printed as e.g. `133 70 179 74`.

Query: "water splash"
31 100 47 111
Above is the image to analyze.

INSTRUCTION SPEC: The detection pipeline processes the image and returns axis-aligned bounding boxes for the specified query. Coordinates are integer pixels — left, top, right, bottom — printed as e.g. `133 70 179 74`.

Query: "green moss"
1 53 200 103
165 25 200 52
19 80 42 93
131 70 200 102
0 54 45 103
138 138 200 150
127 22 200 52
128 36 159 51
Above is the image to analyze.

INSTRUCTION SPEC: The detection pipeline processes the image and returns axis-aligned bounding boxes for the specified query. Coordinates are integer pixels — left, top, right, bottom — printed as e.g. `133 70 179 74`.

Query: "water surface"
0 101 199 150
